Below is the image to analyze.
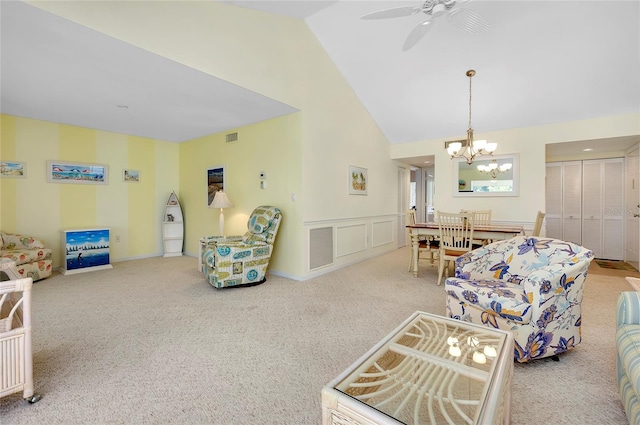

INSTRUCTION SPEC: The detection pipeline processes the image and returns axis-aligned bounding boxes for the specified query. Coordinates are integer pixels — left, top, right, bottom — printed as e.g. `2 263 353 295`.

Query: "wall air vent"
226 132 238 143
309 227 333 270
444 139 466 149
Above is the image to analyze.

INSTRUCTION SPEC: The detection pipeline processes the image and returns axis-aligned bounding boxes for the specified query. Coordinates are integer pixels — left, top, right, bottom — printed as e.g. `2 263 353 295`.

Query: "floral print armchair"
445 236 594 363
0 232 52 281
202 206 282 288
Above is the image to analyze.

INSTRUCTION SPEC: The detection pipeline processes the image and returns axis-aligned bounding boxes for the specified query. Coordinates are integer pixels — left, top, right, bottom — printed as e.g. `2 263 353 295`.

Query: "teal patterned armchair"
445 236 594 362
202 206 282 288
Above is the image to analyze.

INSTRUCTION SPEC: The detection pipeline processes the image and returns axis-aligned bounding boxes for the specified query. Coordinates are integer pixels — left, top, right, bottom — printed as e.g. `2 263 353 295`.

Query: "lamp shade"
209 191 233 209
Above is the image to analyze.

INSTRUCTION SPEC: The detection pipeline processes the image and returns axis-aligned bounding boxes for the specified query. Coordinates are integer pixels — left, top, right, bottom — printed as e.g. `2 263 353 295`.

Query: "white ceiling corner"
1 0 638 159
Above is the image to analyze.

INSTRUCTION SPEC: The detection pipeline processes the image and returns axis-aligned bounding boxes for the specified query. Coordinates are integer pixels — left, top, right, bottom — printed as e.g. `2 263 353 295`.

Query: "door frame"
625 145 640 269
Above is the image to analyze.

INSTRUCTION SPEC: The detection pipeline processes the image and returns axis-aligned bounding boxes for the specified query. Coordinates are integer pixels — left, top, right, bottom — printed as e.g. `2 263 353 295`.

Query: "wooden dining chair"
461 209 492 226
406 210 438 271
460 209 491 246
436 211 475 286
532 211 545 236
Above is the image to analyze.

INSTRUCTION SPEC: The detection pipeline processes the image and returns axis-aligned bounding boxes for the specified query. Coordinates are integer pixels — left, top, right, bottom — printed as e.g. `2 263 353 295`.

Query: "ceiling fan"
361 0 490 51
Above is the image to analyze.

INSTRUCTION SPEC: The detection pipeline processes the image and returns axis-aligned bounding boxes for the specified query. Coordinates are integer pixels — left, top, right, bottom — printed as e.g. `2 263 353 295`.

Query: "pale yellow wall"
391 113 640 222
26 1 397 215
179 113 302 276
0 114 178 268
28 1 397 278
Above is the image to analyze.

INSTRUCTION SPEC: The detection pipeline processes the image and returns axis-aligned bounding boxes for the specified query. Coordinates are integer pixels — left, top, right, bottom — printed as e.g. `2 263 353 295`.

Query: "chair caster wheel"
27 393 41 403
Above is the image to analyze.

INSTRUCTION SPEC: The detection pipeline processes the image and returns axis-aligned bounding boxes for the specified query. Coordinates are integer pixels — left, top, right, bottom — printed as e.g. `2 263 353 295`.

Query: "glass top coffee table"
322 311 514 425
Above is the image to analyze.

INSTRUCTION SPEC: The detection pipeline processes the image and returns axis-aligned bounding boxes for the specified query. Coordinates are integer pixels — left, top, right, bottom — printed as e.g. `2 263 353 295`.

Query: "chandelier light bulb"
483 345 497 358
472 139 487 150
447 336 459 346
449 344 462 357
447 142 462 156
473 351 487 364
485 143 498 153
478 160 512 178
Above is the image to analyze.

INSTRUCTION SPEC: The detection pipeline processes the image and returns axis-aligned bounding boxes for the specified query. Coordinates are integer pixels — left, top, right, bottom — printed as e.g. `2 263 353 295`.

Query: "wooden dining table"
407 222 524 277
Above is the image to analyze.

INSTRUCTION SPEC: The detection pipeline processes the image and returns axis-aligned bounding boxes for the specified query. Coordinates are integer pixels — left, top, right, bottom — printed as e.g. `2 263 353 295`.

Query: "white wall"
391 113 640 224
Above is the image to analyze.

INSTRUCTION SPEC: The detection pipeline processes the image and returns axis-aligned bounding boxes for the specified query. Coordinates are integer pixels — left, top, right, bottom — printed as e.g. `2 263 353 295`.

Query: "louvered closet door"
582 161 603 257
562 162 583 245
545 163 563 239
602 159 624 260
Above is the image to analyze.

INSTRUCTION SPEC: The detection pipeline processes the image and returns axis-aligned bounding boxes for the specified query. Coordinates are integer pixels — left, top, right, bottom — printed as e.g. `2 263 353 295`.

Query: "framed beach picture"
207 166 225 207
0 161 27 178
47 161 108 184
348 165 368 195
122 169 140 183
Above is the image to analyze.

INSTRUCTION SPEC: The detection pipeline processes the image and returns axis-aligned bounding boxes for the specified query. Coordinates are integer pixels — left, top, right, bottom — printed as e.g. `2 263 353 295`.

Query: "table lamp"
209 191 233 235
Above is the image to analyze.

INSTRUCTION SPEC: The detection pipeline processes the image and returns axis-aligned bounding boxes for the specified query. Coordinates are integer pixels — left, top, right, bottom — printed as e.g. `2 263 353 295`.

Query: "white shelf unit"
163 191 184 257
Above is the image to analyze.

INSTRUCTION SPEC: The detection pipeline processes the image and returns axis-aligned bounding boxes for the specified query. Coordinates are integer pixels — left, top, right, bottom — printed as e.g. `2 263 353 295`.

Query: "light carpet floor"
0 247 636 424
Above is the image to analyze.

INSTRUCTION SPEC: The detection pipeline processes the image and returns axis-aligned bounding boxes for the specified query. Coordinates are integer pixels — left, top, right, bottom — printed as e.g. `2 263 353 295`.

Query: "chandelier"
447 69 497 164
477 160 512 178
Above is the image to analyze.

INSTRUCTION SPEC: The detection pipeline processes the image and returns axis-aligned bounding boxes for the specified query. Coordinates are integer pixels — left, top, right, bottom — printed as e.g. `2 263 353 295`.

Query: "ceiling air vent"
444 139 466 149
226 132 238 143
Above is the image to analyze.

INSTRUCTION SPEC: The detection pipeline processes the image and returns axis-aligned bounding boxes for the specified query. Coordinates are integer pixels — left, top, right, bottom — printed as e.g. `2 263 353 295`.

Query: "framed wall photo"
47 161 108 184
348 165 368 195
0 161 27 178
122 169 140 183
207 166 225 206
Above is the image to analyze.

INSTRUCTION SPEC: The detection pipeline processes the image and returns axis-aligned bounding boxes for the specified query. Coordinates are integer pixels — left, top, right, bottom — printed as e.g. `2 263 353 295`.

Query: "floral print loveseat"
445 236 594 362
0 232 52 281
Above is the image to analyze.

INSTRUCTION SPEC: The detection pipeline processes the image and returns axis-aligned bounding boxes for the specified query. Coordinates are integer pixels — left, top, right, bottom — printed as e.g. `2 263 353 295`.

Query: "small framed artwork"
207 166 225 206
348 165 368 195
122 169 140 183
0 161 27 178
47 161 108 184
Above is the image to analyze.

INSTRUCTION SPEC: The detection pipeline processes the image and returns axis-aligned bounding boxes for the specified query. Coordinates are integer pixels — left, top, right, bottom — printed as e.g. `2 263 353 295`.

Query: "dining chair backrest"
460 209 492 226
437 211 475 255
406 209 417 226
532 211 545 236
436 211 475 286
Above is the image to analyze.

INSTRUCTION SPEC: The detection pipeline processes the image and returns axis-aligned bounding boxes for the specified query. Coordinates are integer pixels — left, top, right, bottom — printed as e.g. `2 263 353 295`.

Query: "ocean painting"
48 161 108 184
65 229 110 271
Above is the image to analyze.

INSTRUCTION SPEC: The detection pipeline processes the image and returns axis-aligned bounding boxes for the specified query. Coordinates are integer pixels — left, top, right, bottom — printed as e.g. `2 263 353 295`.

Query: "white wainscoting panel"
336 223 367 258
372 219 393 248
302 214 398 280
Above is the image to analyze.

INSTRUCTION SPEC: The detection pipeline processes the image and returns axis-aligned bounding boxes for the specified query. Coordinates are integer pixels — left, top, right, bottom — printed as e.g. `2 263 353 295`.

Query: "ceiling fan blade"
447 8 490 33
361 6 422 20
402 19 435 51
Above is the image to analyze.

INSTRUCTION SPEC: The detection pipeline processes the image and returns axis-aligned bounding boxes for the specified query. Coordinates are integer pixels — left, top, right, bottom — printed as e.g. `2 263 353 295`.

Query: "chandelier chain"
446 69 496 164
468 73 473 131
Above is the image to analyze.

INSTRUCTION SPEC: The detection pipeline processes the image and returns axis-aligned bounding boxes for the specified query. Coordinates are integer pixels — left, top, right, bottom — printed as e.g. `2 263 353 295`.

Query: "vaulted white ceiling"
1 0 639 158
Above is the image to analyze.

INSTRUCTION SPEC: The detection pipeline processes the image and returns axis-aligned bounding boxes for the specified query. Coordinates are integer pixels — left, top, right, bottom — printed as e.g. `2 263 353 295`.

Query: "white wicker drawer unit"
0 259 39 403
322 311 514 425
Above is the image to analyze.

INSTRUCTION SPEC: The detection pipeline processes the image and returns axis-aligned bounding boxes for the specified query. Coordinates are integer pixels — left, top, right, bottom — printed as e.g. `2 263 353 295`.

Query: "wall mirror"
453 153 519 197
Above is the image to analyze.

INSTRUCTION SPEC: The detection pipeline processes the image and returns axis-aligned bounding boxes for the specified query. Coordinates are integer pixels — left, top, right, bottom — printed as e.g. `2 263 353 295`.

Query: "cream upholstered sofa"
0 232 52 281
202 206 282 288
616 291 640 424
445 236 593 363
